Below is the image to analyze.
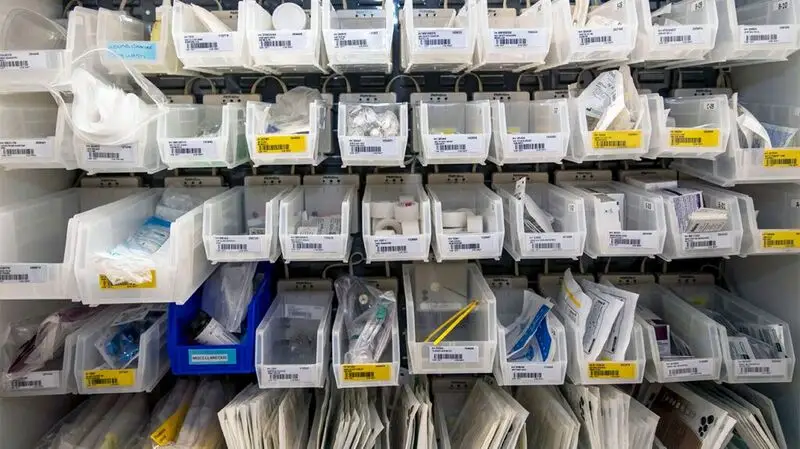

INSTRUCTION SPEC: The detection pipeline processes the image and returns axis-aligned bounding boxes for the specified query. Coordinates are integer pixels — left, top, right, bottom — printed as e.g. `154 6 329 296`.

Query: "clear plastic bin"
0 93 76 170
0 6 97 92
558 309 646 385
254 288 333 388
157 102 249 169
487 99 570 165
658 180 744 261
673 100 800 186
362 175 432 263
644 94 730 159
322 0 394 73
73 187 227 305
726 183 800 256
415 100 491 166
491 287 567 386
97 3 185 75
471 0 552 72
171 0 249 72
0 188 152 300
202 185 294 264
566 94 652 162
670 284 796 383
400 1 475 73
244 0 327 74
628 0 718 65
338 95 408 167
539 0 637 70
494 181 587 260
558 181 667 258
245 99 328 166
427 183 504 262
279 184 357 263
402 263 498 374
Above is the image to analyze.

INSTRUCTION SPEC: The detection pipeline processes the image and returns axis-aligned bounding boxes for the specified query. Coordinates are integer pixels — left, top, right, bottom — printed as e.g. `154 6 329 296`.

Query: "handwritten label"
106 41 158 60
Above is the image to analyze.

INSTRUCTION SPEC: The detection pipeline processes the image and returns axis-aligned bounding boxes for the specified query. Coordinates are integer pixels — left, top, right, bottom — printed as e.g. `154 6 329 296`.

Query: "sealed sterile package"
334 276 397 364
202 262 259 333
555 269 594 338
97 393 148 449
176 379 228 447
578 279 624 361
596 280 639 361
94 305 166 369
503 290 553 360
263 86 323 134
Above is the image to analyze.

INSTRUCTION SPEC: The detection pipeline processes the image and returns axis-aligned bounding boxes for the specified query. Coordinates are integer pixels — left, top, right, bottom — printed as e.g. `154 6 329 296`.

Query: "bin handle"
322 74 352 93
385 75 421 93
250 75 288 94
454 72 483 93
184 76 218 95
516 72 545 92
63 0 82 17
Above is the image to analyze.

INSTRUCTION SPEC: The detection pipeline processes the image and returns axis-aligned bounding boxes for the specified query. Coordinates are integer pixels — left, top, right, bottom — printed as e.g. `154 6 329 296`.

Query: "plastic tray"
487 98 570 165
171 0 250 72
245 100 328 166
566 94 651 162
167 262 272 375
471 0 552 72
322 0 394 73
0 93 76 170
415 100 492 166
400 1 475 73
338 95 408 167
729 184 800 256
644 94 730 160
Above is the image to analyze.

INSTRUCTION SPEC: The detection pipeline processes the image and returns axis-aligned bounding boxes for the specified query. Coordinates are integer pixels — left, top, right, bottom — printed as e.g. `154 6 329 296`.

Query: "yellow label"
588 362 636 380
99 270 156 289
342 364 392 382
591 130 642 149
506 127 521 134
432 128 457 135
688 295 709 307
763 149 800 167
761 230 800 248
150 402 191 445
256 135 307 154
669 128 720 147
84 369 135 388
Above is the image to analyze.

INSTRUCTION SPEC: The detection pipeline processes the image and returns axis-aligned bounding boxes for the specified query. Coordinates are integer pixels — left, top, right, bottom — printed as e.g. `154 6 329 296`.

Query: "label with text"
509 133 562 154
575 27 629 47
107 41 158 60
188 348 237 365
257 31 309 50
591 130 642 149
430 135 482 154
8 370 60 390
86 143 136 162
84 369 136 388
588 361 637 380
491 29 547 48
683 232 733 251
446 234 497 254
527 233 577 252
285 303 327 320
168 139 217 158
373 236 424 257
214 235 262 253
345 137 400 157
0 139 53 158
761 230 800 249
740 25 795 45
664 358 714 379
289 235 340 253
429 345 479 363
333 30 383 49
99 270 157 289
735 359 786 377
0 51 48 70
265 366 313 383
669 128 720 148
256 135 307 154
183 33 234 52
417 29 467 49
763 148 800 167
608 231 659 249
0 265 47 284
509 363 562 383
342 364 393 382
655 25 708 45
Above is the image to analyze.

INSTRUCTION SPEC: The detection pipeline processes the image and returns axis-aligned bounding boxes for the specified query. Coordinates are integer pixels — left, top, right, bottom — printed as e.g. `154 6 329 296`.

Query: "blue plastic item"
167 262 273 375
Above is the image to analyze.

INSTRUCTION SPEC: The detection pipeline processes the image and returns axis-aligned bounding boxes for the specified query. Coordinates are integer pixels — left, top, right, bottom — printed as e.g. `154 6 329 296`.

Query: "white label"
183 33 235 52
446 235 497 254
346 137 400 157
691 0 706 11
0 51 48 70
417 30 467 49
491 29 547 48
0 265 47 284
663 358 714 379
740 25 795 45
608 231 659 249
575 27 629 47
289 235 339 253
167 139 217 158
214 235 262 253
431 135 482 154
429 345 479 363
257 31 308 50
656 25 708 45
85 143 135 162
508 363 561 383
373 236 425 256
285 304 326 320
333 30 383 49
735 359 786 377
774 0 790 11
0 139 53 158
8 371 60 391
265 366 313 383
682 232 733 250
509 134 562 154
527 233 577 252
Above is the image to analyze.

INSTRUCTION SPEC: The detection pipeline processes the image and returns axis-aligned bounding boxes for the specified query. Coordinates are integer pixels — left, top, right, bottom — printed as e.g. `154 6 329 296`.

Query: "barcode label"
89 377 118 386
265 366 312 384
85 143 135 162
214 235 262 253
430 135 481 155
612 237 640 246
608 231 658 249
7 371 60 391
377 245 406 252
0 265 47 284
527 234 577 252
429 345 479 363
735 360 786 377
183 33 234 53
0 51 47 71
289 235 338 253
656 25 707 45
168 139 216 158
285 304 326 320
660 35 692 44
664 359 712 379
446 235 498 255
0 139 52 159
372 237 423 259
346 137 398 157
509 363 561 383
741 25 794 45
257 31 308 50
509 134 561 154
417 30 467 49
491 29 545 49
575 27 628 47
332 30 382 49
683 232 732 250
294 242 322 250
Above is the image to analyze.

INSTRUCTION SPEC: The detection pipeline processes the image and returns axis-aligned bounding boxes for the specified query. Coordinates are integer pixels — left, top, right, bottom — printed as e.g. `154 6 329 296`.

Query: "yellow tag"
84 369 135 388
588 362 636 380
761 230 800 248
256 135 307 154
150 19 162 41
763 149 800 167
432 128 457 135
688 295 709 307
342 364 392 382
99 270 157 289
506 127 521 134
591 130 642 149
150 402 191 446
669 128 720 147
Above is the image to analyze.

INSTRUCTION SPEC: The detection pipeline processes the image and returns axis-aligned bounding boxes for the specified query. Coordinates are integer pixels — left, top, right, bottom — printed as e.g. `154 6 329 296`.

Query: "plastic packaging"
263 86 322 134
334 276 397 364
592 280 640 361
94 305 166 369
554 268 594 336
503 290 553 361
578 279 624 361
201 262 258 333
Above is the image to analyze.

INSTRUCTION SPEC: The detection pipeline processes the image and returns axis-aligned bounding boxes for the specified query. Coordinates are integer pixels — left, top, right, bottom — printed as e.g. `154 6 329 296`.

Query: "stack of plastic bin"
566 94 652 162
643 94 729 160
400 0 476 73
171 0 250 72
337 93 408 167
322 0 394 73
487 97 570 165
402 263 498 374
246 99 328 166
415 100 492 166
0 93 76 170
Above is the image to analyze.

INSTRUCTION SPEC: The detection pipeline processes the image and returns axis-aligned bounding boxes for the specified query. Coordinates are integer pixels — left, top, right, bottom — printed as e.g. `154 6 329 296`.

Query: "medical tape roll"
394 200 419 222
374 218 402 234
370 201 395 219
401 221 420 235
441 210 467 228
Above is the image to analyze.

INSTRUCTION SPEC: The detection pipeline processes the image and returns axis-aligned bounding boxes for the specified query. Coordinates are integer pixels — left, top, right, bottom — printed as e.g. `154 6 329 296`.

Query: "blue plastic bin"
167 262 273 375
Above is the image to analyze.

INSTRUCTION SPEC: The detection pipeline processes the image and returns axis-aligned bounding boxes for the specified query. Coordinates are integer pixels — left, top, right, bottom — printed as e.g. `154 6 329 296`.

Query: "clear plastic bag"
334 276 397 364
201 262 259 333
263 86 322 134
94 305 166 369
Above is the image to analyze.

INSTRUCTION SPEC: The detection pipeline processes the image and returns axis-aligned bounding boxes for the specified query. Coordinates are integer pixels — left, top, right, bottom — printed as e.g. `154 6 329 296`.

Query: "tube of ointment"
594 280 640 361
578 279 624 361
555 269 594 339
505 291 553 359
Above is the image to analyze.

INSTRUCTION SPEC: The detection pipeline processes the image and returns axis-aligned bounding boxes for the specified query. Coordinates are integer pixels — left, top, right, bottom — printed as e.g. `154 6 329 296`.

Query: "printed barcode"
377 245 407 253
2 148 34 156
660 35 692 44
294 242 322 250
688 240 716 248
0 60 29 69
514 142 545 151
672 136 702 145
746 33 778 43
11 379 42 389
740 366 771 374
600 140 626 147
89 377 118 386
581 35 612 45
349 371 375 379
88 151 121 161
668 367 699 376
611 238 641 246
591 369 619 377
513 372 542 380
422 38 452 46
433 353 463 361
189 41 219 50
765 157 796 166
270 373 300 381
337 39 367 48
0 274 28 282
260 38 292 48
450 243 480 251
266 144 290 151
765 239 794 246
436 143 466 152
534 242 561 250
495 37 527 46
171 147 203 156
218 243 248 251
352 145 382 154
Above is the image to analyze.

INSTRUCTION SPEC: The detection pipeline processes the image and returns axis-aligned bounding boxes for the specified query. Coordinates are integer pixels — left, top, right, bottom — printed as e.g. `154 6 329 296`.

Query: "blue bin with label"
167 262 273 375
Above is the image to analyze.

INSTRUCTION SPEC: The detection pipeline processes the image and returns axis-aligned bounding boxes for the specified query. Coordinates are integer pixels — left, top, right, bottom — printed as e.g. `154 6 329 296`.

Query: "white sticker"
682 232 733 250
663 358 714 379
735 359 786 377
774 0 790 11
8 371 61 391
491 29 548 49
183 33 235 52
430 135 482 154
508 363 562 383
527 233 577 252
429 345 479 363
655 25 708 45
214 235 262 253
256 31 309 50
416 30 468 49
373 236 425 256
575 27 629 47
284 304 326 320
332 30 383 49
0 139 53 159
289 235 340 253
690 0 706 11
167 139 217 158
0 51 48 70
265 366 313 383
85 143 136 162
509 134 562 154
446 235 498 254
345 137 400 157
0 265 47 284
608 231 659 249
740 25 795 45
